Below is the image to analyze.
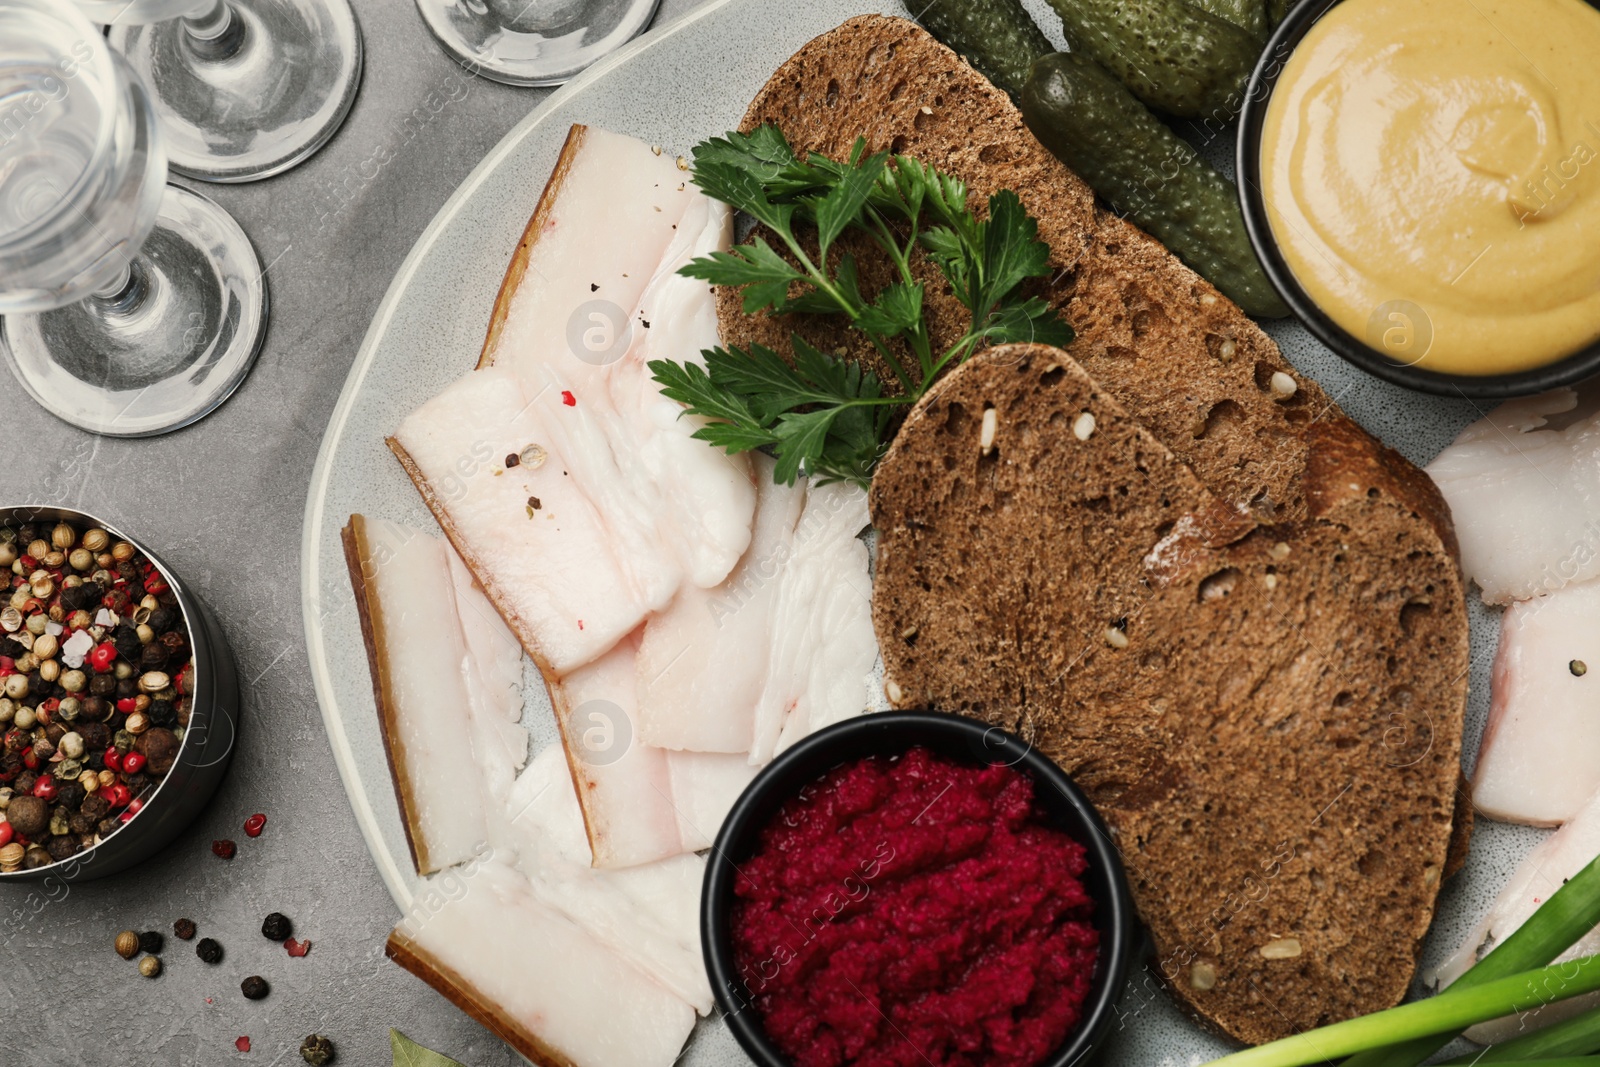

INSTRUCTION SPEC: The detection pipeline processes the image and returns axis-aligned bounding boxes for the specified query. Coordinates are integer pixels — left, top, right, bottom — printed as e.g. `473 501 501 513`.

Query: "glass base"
415 0 660 87
109 0 363 183
0 184 268 437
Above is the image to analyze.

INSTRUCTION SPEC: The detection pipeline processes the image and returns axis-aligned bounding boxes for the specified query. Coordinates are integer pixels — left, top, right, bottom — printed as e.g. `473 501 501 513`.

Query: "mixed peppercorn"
0 521 193 871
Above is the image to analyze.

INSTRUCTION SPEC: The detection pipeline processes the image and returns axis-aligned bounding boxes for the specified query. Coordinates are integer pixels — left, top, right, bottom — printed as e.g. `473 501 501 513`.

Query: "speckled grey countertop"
0 3 701 1063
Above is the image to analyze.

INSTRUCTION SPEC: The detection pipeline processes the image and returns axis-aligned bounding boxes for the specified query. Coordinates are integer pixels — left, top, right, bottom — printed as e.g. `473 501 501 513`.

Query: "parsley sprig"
648 124 1072 486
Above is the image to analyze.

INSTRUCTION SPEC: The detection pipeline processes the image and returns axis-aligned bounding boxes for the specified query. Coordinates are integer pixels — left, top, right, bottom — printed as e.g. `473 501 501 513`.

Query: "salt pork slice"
387 861 695 1067
1427 389 1600 603
391 365 665 675
344 514 526 875
549 634 682 868
667 751 760 852
502 745 711 1011
1432 785 1600 1040
637 455 806 753
756 480 876 762
392 125 755 677
550 635 767 866
1475 577 1600 825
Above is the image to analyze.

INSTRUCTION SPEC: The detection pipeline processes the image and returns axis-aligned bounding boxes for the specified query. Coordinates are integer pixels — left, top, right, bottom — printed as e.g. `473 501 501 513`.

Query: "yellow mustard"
1261 0 1600 375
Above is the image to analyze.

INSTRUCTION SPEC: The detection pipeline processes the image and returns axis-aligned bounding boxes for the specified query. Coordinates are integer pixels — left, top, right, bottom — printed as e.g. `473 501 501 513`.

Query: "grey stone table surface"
0 2 703 1063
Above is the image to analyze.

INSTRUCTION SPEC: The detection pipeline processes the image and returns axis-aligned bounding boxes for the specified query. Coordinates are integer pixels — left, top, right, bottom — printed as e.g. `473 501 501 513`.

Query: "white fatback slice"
501 745 711 1011
392 365 668 674
637 454 805 752
1426 388 1600 604
1475 577 1600 825
387 860 695 1067
344 514 488 876
665 750 760 851
756 480 876 761
446 550 527 806
481 125 700 373
391 126 754 676
1431 785 1600 1039
548 633 683 868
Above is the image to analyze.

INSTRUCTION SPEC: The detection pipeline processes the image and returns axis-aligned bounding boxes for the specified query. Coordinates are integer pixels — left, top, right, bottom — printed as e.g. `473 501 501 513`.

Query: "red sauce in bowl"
730 747 1100 1067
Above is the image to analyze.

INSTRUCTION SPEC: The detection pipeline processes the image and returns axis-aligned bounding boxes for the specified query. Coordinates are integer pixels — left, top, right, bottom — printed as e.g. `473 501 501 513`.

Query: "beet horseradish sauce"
728 747 1100 1067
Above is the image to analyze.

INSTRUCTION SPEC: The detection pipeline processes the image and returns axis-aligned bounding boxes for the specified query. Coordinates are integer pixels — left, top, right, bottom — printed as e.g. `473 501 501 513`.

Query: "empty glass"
0 1 267 436
416 0 660 86
76 0 363 182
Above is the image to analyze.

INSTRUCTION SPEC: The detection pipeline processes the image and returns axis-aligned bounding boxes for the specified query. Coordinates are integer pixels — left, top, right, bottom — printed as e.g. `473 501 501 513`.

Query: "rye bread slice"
871 344 1469 1044
718 15 1333 522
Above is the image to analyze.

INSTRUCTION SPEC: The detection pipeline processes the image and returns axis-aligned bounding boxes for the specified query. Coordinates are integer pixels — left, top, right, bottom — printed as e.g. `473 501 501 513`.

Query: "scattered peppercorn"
138 955 162 978
1573 659 1588 677
138 930 163 955
285 937 312 958
261 912 292 942
211 839 236 860
299 1034 335 1065
173 918 196 940
115 930 140 959
240 975 269 1000
196 937 223 964
243 813 266 838
235 1036 251 1053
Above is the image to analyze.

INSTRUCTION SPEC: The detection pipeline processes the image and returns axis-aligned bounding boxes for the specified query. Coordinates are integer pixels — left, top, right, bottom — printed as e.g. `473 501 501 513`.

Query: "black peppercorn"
115 633 141 664
261 913 292 942
148 699 176 728
45 835 79 862
148 608 176 633
68 810 96 835
122 772 149 794
240 975 269 1000
195 938 223 964
55 780 85 810
138 930 163 955
299 1034 335 1065
115 677 137 700
96 816 120 837
12 771 35 797
79 708 109 739
173 918 196 940
115 561 139 583
80 793 109 822
139 645 167 672
89 674 116 698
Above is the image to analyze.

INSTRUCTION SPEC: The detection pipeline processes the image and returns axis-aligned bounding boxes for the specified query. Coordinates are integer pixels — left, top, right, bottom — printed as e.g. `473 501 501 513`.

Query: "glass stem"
183 1 246 61
91 258 149 317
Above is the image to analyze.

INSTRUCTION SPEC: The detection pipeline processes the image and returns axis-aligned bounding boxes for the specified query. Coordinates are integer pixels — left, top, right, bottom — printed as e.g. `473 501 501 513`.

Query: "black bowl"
1236 0 1600 398
702 710 1136 1067
0 506 239 883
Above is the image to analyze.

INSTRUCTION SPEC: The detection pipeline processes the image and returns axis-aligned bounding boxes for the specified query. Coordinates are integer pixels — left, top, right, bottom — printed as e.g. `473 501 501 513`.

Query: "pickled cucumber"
1020 52 1288 318
1190 0 1267 40
1045 0 1262 119
914 0 1052 100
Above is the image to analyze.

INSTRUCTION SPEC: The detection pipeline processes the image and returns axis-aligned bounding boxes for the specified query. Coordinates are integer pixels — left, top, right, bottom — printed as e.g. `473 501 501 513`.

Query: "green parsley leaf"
653 124 1073 487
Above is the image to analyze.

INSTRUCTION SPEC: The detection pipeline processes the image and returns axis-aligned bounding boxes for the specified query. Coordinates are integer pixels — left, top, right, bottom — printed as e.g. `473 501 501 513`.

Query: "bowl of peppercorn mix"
0 507 240 882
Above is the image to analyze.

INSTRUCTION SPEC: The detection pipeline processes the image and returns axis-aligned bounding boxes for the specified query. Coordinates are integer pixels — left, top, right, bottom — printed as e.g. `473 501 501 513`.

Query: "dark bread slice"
871 343 1469 1044
719 14 1331 521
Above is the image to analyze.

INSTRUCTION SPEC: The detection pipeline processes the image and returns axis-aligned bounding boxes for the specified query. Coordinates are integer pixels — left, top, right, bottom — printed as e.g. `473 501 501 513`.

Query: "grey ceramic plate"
301 0 1536 1063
